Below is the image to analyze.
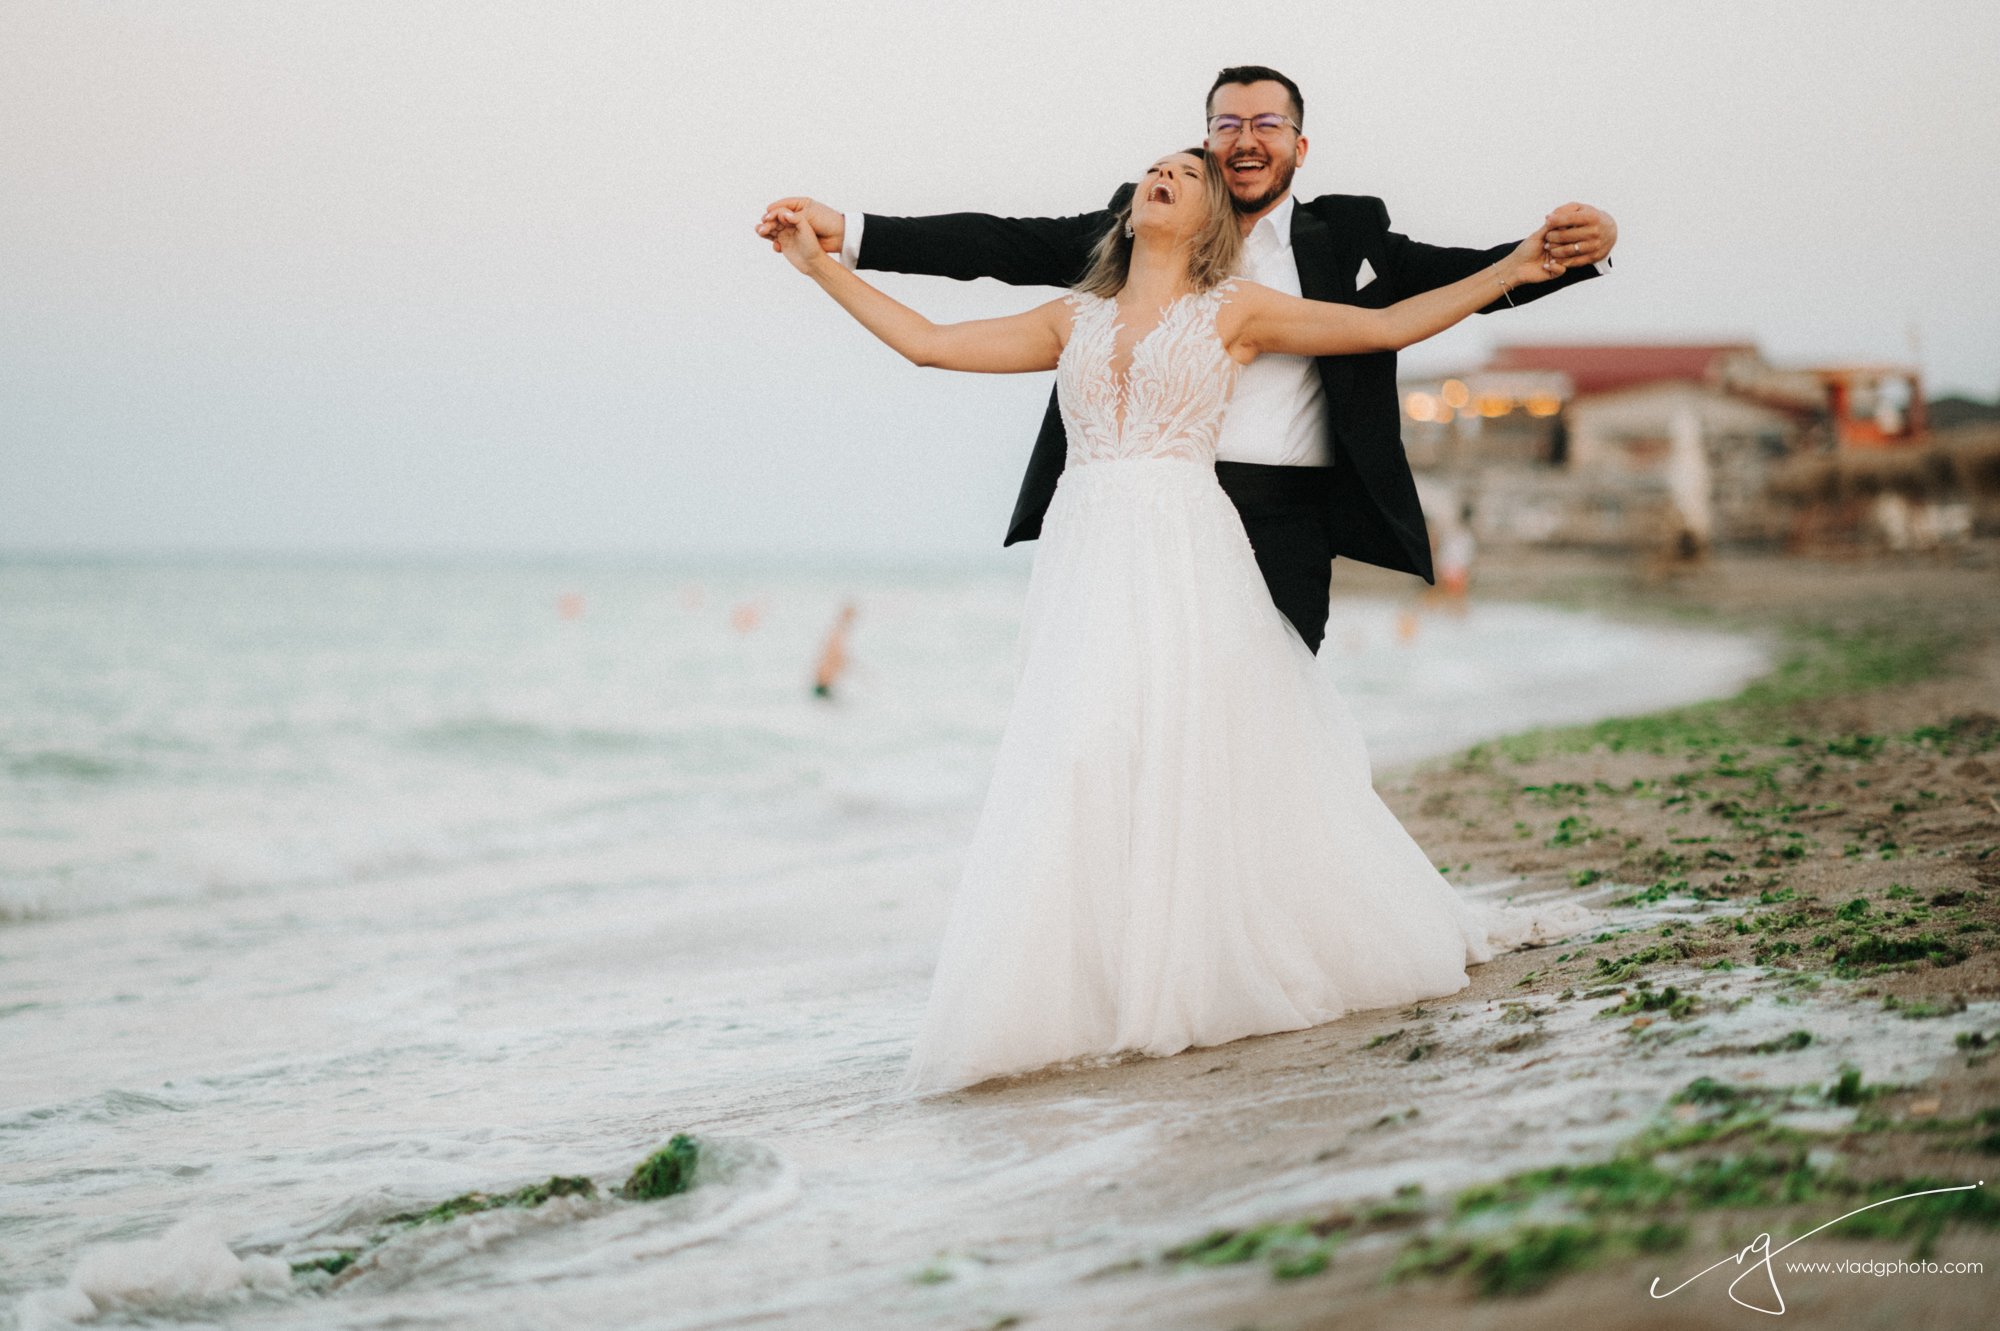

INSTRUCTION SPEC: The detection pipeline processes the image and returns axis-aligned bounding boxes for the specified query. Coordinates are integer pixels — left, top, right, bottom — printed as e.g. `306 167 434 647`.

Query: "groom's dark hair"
1206 65 1304 128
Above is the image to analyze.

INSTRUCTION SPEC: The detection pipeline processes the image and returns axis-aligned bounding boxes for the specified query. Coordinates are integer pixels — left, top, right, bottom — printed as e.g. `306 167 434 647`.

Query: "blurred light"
1525 394 1564 417
1476 396 1514 417
1435 406 1454 424
1440 379 1470 409
1405 391 1438 422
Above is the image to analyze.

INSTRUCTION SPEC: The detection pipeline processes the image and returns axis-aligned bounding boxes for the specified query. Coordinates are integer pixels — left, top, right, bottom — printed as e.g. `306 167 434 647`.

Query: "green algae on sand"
1168 1073 2000 1297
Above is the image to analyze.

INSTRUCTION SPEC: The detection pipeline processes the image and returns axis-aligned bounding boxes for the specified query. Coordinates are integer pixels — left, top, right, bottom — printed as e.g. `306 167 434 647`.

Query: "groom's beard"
1229 154 1298 215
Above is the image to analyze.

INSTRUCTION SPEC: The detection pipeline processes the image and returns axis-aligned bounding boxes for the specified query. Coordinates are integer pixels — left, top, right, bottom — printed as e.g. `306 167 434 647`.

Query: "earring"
1123 220 1134 239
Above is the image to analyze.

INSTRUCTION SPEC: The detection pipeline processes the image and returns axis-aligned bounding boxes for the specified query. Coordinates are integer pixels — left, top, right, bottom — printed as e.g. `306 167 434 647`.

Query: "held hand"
756 196 845 254
771 208 833 275
1542 202 1616 267
1502 223 1567 290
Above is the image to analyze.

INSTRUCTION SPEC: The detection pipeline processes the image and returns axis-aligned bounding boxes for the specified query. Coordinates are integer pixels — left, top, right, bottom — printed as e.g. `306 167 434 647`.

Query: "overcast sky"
5 1 1997 561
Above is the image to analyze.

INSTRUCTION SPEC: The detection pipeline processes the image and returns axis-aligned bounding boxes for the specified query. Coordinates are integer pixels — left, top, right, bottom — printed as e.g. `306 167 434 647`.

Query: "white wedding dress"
899 283 1582 1096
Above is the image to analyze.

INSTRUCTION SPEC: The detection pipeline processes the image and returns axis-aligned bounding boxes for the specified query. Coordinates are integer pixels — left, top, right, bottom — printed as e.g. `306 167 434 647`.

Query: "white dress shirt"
842 194 1332 467
1211 194 1330 467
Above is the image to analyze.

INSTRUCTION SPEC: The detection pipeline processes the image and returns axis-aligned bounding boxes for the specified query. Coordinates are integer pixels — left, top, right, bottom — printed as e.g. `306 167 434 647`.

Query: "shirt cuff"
840 213 865 270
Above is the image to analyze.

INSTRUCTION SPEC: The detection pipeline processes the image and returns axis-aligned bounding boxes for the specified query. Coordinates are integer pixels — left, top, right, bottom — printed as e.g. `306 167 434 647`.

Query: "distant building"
1399 341 1930 550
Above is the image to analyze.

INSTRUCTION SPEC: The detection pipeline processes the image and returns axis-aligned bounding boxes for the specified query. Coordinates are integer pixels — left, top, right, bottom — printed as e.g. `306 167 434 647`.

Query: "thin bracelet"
1497 270 1517 308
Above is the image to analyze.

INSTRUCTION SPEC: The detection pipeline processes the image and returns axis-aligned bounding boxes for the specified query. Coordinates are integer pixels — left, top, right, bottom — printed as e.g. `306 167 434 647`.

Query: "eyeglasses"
1206 113 1300 141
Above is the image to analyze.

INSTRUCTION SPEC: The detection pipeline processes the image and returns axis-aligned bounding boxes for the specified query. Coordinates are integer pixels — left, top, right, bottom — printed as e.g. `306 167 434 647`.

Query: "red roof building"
1482 343 1762 396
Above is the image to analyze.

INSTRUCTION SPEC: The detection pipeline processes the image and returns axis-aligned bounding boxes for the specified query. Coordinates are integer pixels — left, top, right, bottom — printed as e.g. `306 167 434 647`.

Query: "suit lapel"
1287 205 1356 411
1288 205 1344 303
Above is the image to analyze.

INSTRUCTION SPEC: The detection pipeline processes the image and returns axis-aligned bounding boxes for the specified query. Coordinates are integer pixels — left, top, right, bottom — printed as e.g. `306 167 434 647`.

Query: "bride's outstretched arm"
771 207 1066 373
1225 222 1566 359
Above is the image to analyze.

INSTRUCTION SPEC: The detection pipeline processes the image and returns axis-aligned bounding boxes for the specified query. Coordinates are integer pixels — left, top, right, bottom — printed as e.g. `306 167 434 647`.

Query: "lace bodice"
1057 285 1241 465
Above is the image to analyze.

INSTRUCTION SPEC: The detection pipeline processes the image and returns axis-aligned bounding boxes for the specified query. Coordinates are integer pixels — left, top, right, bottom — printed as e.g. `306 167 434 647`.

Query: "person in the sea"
811 601 857 700
757 64 1616 653
766 148 1594 1095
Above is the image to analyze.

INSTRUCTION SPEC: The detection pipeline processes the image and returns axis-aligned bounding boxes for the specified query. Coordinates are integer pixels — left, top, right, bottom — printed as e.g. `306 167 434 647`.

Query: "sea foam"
17 1215 290 1326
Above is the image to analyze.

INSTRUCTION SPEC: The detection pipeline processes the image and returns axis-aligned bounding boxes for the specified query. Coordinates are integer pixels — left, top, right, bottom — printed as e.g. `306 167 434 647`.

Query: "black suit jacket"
861 189 1598 586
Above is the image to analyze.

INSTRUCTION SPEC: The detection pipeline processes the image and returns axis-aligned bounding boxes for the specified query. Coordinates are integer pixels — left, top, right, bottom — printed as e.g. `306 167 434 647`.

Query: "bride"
769 149 1577 1096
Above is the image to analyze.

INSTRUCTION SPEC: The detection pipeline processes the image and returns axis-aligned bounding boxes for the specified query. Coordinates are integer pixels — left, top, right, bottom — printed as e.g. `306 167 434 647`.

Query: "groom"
758 65 1617 651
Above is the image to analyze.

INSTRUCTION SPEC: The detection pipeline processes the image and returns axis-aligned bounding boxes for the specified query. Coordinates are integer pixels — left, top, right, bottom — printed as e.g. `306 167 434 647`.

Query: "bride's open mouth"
1147 182 1175 205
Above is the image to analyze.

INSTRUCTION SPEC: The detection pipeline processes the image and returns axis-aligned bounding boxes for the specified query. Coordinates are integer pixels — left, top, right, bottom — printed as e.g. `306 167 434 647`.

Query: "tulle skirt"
899 458 1559 1096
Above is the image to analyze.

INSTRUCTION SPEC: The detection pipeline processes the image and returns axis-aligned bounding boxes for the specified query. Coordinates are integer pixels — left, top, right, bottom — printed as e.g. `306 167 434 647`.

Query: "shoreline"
851 542 2000 1331
1315 594 1772 773
9 544 1998 1330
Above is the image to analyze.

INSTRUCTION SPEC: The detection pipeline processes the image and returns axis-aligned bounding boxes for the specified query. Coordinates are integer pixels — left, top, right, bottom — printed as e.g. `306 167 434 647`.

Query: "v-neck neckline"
1101 289 1199 434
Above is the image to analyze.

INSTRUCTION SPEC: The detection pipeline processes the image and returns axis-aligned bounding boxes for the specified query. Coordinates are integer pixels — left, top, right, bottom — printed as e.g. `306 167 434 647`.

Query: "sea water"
1 555 1775 1328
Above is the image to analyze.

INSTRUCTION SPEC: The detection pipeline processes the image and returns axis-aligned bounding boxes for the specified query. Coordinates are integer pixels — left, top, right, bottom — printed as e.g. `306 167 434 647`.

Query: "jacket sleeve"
1367 197 1599 314
857 189 1127 289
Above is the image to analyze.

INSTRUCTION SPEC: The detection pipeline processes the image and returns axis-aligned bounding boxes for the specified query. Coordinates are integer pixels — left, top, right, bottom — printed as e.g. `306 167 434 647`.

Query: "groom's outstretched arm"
857 206 1118 288
759 191 1127 289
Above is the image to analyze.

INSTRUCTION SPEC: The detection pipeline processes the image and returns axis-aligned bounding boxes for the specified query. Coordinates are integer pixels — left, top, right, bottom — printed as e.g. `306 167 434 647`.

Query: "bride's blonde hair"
1074 148 1243 298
